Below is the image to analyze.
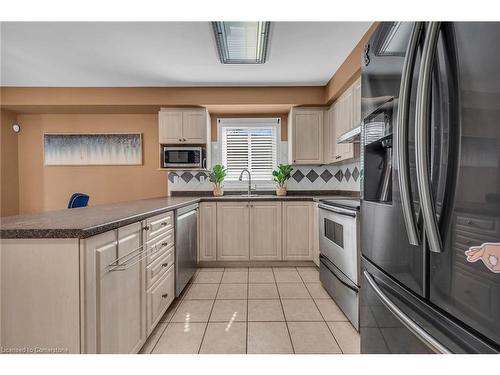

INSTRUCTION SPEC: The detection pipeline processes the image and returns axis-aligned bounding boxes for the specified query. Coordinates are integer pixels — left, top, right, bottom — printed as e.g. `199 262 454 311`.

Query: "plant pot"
213 186 224 196
276 187 287 196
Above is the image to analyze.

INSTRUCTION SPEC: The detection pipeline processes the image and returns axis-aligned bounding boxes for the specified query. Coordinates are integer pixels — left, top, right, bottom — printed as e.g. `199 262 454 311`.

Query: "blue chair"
68 193 89 209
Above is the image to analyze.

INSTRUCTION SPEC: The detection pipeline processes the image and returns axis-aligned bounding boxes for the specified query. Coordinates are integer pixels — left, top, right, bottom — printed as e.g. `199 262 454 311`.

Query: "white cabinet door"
146 264 175 335
159 110 183 144
324 105 336 164
282 202 314 260
352 77 362 129
158 109 207 145
182 111 207 143
217 202 250 261
313 202 320 267
249 201 282 261
289 108 324 164
93 222 145 353
336 87 354 162
199 202 217 261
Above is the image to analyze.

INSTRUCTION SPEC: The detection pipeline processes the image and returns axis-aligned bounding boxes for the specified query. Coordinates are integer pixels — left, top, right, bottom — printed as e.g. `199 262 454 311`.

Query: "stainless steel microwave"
162 146 205 168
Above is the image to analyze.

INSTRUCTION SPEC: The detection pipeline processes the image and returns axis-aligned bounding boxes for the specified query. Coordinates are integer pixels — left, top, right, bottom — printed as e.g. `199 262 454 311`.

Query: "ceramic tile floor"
140 266 360 354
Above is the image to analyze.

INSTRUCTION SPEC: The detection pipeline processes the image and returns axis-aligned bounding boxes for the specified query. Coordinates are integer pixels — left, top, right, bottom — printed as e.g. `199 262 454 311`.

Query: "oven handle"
318 203 357 218
364 270 451 354
320 255 359 293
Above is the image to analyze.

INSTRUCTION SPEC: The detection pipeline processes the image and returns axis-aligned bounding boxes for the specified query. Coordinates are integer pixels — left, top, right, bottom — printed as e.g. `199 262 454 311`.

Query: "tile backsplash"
167 161 360 193
168 140 360 193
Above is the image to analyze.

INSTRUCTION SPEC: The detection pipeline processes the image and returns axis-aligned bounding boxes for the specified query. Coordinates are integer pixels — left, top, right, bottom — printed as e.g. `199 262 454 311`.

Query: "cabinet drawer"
146 228 174 264
145 211 174 240
146 247 174 289
147 265 175 334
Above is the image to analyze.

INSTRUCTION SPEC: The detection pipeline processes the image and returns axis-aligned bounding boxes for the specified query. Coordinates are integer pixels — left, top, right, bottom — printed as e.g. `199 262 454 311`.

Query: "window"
219 118 279 184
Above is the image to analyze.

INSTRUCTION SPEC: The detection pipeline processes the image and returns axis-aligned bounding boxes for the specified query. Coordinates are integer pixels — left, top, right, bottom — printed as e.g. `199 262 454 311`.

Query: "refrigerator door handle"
415 22 443 253
396 22 423 246
363 270 451 353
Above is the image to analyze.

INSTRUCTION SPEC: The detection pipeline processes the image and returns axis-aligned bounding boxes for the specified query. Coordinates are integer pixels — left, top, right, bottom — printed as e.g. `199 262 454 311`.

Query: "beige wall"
324 22 379 104
16 114 167 214
1 109 20 216
210 113 288 142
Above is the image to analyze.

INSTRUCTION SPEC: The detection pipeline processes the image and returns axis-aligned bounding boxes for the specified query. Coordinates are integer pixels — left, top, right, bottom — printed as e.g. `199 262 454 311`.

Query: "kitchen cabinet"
159 108 208 144
282 201 314 260
288 107 324 165
1 207 182 354
146 263 175 334
215 201 283 261
199 202 217 261
324 77 361 164
217 202 250 260
313 202 320 267
85 222 145 354
249 201 282 260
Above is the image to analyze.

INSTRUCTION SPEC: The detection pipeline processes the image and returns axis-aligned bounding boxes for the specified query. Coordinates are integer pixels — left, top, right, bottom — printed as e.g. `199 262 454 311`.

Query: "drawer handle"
335 155 341 159
143 225 150 231
160 222 168 227
161 242 169 247
161 262 170 268
162 293 169 299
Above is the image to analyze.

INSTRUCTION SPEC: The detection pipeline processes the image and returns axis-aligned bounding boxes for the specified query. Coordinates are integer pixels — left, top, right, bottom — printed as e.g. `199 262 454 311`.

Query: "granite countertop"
0 192 359 239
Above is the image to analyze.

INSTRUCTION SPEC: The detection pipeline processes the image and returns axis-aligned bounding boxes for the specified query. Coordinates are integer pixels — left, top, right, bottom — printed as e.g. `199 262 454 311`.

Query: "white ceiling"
0 22 371 87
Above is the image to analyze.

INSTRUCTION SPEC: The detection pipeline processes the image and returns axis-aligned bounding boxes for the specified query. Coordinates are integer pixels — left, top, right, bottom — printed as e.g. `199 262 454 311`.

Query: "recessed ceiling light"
212 21 271 64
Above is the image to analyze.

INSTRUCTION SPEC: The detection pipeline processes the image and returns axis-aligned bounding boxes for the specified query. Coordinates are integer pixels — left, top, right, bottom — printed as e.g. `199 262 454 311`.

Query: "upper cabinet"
324 77 361 164
159 108 209 144
288 107 324 165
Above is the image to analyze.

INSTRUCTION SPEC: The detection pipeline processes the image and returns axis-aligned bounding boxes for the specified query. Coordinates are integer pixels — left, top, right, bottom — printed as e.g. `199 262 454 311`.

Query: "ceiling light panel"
212 21 271 64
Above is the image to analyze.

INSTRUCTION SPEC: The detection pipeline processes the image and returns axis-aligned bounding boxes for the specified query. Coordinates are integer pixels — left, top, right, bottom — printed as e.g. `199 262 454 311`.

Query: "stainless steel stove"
318 198 360 330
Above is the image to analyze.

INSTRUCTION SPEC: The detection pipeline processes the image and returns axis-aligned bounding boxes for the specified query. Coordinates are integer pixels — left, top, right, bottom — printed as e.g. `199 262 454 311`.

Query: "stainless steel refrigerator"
360 22 500 353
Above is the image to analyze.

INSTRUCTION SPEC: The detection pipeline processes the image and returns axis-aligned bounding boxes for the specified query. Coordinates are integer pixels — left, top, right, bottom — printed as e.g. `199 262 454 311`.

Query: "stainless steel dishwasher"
175 203 198 296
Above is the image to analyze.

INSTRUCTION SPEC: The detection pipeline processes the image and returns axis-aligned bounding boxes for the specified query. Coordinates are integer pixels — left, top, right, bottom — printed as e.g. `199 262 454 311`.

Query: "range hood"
337 125 361 144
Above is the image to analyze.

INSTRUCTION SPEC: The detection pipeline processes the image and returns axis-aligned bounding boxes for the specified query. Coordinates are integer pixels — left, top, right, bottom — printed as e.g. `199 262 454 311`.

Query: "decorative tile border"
168 161 360 193
168 140 360 193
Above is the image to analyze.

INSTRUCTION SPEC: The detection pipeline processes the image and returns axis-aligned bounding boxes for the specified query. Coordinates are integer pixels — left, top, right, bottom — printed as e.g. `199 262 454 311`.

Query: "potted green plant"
272 164 293 196
209 164 227 196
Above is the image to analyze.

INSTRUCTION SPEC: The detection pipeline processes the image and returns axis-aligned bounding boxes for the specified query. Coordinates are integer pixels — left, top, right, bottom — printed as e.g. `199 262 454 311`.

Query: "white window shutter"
222 124 277 182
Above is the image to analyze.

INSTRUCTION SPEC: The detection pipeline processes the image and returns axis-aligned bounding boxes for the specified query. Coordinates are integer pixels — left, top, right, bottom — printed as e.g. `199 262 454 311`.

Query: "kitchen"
1 3 499 371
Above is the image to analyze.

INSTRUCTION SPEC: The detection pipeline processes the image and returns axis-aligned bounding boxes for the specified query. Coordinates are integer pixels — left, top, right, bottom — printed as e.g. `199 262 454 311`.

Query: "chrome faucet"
238 169 252 196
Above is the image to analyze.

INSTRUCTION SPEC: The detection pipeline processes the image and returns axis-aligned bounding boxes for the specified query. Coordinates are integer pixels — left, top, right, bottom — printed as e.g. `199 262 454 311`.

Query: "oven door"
319 203 359 285
163 147 202 168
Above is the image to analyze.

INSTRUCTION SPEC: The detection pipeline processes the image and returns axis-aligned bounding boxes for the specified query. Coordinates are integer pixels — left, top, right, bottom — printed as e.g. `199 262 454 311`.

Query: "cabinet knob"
161 262 169 268
162 293 169 299
183 138 187 141
178 138 182 141
160 221 168 226
161 242 169 247
143 225 150 231
335 155 341 159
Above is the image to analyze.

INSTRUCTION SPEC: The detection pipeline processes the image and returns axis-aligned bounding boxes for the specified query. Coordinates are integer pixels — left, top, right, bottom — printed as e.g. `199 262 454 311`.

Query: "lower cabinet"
216 201 283 261
217 202 250 260
249 201 282 260
313 202 320 266
282 201 314 260
85 222 146 354
146 264 175 334
199 202 217 261
204 201 314 262
83 216 177 353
